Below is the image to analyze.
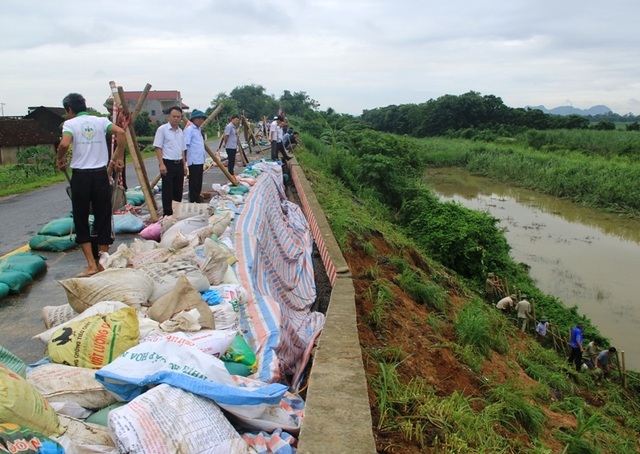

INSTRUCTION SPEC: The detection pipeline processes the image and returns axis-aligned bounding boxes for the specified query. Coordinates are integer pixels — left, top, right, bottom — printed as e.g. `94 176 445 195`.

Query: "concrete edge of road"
289 159 377 453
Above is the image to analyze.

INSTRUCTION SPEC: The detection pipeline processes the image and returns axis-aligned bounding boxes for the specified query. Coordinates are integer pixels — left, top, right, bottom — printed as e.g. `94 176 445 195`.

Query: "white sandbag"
138 260 210 303
128 237 158 254
50 401 93 420
228 375 304 434
222 265 239 285
27 363 118 410
108 384 254 454
98 243 132 269
137 315 162 340
159 214 209 249
208 211 233 237
159 309 202 332
210 301 241 332
130 246 174 268
212 283 249 305
141 330 236 359
34 301 129 344
171 200 215 221
56 414 116 452
171 238 231 285
58 269 154 313
185 224 216 247
42 304 78 330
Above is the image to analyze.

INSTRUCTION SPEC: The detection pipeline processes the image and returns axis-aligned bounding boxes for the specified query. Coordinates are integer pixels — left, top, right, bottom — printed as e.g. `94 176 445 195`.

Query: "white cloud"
1 0 639 116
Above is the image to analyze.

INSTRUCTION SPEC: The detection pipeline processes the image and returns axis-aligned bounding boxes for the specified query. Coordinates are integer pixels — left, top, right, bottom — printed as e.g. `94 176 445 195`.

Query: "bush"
16 146 57 178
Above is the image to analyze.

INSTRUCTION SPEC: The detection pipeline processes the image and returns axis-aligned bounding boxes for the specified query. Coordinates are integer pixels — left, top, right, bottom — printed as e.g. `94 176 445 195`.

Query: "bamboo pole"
131 83 152 122
617 351 627 388
201 103 223 131
110 82 158 221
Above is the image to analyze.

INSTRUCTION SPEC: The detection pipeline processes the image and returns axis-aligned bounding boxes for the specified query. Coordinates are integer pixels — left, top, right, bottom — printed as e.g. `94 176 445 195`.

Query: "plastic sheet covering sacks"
235 165 325 387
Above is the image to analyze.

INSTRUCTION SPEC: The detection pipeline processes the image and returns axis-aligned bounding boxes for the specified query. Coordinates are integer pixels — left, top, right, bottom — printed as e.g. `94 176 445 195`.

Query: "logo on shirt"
81 121 96 140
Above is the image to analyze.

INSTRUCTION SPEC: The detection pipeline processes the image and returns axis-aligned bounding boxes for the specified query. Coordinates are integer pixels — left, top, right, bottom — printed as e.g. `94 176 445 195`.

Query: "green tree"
229 84 277 120
279 90 320 117
134 111 154 136
593 120 616 131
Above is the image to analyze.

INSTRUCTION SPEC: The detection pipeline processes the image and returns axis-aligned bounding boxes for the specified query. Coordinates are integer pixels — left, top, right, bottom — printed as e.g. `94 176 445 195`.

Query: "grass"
296 130 640 452
363 279 395 331
485 382 546 436
395 268 448 311
0 148 157 198
454 299 510 357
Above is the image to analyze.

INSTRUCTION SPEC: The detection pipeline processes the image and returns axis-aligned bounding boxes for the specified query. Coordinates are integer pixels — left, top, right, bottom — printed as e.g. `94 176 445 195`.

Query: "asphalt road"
0 141 263 364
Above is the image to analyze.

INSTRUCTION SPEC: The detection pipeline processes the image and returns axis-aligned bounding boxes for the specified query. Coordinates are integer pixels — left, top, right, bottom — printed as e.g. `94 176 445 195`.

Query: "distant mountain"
525 104 613 116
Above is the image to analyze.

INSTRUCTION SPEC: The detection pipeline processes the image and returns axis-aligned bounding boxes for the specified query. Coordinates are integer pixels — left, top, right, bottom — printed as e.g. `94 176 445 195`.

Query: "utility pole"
0 103 5 117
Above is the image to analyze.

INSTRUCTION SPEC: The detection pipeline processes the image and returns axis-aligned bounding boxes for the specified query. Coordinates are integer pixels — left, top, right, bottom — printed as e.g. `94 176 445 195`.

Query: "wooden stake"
110 81 158 221
131 84 152 122
618 351 627 388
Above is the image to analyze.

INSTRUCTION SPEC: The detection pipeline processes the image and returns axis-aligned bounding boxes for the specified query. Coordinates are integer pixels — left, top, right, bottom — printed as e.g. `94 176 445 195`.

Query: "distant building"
0 119 59 165
25 106 66 137
118 90 189 123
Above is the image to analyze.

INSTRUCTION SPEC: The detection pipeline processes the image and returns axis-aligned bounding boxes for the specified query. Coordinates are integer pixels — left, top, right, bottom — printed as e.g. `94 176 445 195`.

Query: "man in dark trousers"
56 93 125 277
568 323 584 372
153 106 186 217
221 114 240 177
184 109 207 202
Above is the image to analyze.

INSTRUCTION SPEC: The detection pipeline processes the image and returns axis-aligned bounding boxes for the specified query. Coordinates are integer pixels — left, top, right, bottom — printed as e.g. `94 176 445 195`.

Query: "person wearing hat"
184 109 207 203
535 317 550 345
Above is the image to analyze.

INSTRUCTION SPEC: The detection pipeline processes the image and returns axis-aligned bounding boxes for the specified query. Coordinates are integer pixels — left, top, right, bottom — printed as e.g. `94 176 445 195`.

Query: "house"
25 106 66 137
119 90 189 123
0 119 59 165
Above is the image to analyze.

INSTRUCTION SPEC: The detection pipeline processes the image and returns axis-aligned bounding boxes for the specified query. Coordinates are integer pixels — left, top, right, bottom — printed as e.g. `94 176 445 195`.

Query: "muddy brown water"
426 168 639 371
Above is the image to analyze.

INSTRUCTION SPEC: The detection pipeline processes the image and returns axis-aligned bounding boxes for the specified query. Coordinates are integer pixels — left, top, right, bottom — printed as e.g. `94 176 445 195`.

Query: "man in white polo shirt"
154 106 187 217
56 92 126 278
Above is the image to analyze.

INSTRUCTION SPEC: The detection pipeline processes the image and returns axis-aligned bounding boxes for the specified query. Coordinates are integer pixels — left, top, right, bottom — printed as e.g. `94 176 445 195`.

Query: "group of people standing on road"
269 115 298 162
57 93 300 278
56 93 239 276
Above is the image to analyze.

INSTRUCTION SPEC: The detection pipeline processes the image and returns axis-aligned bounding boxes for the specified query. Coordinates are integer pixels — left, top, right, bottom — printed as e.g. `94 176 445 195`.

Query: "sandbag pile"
29 215 77 252
0 252 48 300
1 163 319 453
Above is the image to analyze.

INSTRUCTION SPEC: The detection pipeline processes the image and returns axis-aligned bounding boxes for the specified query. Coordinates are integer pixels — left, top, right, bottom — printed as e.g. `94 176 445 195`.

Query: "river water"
425 168 639 371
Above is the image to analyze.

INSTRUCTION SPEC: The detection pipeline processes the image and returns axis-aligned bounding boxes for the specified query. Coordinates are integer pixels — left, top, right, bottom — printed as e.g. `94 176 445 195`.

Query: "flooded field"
426 168 639 371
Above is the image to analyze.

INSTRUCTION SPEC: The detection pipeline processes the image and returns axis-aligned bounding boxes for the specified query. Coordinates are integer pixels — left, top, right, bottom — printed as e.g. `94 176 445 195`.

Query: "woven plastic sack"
37 216 74 237
0 252 47 277
29 234 77 252
0 269 32 293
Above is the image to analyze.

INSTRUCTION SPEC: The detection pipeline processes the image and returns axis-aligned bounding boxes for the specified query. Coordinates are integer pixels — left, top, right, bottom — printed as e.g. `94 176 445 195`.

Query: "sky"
1 0 639 118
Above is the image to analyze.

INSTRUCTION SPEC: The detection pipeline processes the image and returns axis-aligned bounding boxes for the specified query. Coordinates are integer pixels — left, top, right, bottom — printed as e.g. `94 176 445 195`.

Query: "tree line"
360 91 640 137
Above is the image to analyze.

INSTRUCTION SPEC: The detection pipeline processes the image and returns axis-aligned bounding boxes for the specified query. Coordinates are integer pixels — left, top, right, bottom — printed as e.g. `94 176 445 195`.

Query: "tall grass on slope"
454 299 510 357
